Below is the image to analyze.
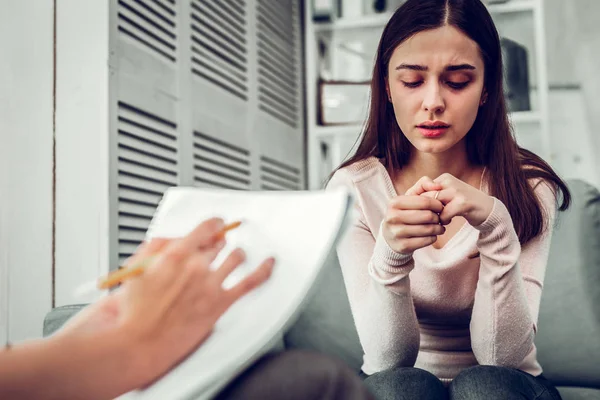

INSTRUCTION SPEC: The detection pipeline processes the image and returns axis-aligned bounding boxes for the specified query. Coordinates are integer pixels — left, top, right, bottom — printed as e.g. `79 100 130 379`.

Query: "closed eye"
401 81 423 88
446 81 470 90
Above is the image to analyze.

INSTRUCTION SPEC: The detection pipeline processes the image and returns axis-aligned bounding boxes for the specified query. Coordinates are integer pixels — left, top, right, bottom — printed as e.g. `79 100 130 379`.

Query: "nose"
422 82 445 114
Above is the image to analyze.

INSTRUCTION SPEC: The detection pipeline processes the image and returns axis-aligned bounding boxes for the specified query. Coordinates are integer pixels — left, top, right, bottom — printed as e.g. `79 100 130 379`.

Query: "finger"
397 236 438 253
160 218 225 267
422 188 457 207
405 176 443 196
385 209 440 225
390 195 444 213
439 202 462 225
213 248 246 283
180 217 226 249
225 257 275 302
388 223 445 239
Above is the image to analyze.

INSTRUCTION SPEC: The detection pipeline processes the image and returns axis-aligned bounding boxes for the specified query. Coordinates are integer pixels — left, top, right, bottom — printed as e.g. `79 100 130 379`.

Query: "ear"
480 90 488 106
385 78 392 102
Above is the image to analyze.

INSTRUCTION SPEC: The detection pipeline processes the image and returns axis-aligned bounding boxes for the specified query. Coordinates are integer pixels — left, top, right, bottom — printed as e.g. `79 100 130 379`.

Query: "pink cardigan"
327 157 556 382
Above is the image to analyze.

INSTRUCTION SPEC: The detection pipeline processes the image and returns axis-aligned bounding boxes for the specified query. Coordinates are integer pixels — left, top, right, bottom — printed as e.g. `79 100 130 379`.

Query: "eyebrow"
395 63 476 71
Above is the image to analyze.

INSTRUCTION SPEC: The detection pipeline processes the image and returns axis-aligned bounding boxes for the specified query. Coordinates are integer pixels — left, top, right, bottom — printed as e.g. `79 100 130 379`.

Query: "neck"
399 142 481 188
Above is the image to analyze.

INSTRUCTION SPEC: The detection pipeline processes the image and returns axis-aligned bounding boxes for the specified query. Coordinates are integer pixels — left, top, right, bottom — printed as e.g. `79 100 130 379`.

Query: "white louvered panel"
256 0 299 128
252 0 305 190
118 201 157 219
118 185 164 206
119 102 178 139
119 158 178 184
119 227 147 243
120 0 175 33
118 172 174 194
119 214 153 231
193 132 251 190
190 0 248 101
117 0 177 62
117 102 178 265
118 145 177 174
193 0 246 36
260 156 302 191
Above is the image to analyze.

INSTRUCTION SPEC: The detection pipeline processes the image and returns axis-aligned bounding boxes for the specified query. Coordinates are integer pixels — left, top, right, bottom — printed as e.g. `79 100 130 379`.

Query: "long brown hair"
330 0 570 246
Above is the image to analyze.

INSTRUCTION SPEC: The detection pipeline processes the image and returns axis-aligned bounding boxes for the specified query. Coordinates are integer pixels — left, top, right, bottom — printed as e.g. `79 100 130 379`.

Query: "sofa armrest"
43 304 89 337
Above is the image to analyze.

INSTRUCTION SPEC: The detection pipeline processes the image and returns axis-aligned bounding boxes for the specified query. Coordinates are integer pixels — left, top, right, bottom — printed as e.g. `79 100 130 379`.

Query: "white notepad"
118 187 353 400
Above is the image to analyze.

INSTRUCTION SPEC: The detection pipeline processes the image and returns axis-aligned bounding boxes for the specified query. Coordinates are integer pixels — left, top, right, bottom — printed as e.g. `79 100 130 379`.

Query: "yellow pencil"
97 221 242 290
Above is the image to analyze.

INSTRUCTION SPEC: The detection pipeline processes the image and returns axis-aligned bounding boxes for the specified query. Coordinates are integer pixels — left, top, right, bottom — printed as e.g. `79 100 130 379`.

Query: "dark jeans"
361 365 562 400
217 350 375 400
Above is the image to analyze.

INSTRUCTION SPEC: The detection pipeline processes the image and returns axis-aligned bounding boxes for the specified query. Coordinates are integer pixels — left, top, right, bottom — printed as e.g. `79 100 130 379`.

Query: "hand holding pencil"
98 220 244 290
60 218 275 387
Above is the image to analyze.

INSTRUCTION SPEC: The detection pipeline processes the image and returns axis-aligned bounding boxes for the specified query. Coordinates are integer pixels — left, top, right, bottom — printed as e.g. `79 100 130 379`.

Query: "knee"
364 367 446 399
450 365 516 399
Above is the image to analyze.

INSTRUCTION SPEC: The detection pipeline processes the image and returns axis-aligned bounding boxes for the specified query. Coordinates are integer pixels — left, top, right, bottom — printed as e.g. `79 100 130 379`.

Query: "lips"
417 122 450 138
417 121 450 129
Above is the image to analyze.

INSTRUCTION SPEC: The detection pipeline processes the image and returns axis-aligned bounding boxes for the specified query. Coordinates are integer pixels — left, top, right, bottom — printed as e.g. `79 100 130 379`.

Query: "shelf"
487 0 536 14
312 0 536 32
313 13 391 32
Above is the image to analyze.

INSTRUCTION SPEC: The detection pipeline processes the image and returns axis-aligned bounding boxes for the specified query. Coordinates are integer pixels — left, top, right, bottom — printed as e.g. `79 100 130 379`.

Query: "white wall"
0 2 54 341
55 0 110 307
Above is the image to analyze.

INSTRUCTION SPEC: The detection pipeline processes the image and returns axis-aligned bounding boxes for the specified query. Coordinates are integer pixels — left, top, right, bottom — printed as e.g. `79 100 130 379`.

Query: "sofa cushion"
536 179 600 389
284 248 363 371
43 304 87 337
556 386 600 400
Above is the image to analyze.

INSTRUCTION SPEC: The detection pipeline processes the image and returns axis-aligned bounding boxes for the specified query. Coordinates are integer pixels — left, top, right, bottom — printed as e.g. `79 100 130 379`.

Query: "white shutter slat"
118 4 175 47
119 201 157 219
193 132 251 190
252 0 305 188
117 0 177 62
191 45 246 83
120 0 175 34
116 101 177 267
118 120 178 150
190 0 249 101
149 0 176 15
118 214 152 231
119 228 147 243
119 160 177 186
194 0 246 35
118 103 177 138
118 145 177 173
260 156 302 191
210 0 246 26
190 10 246 61
256 0 299 128
118 173 173 195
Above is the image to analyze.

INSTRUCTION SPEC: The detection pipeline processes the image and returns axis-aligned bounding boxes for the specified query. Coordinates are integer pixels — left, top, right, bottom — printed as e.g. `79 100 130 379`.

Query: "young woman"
327 0 570 399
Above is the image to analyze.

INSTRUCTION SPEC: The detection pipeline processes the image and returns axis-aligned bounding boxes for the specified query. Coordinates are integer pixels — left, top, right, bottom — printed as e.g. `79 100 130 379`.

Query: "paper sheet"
118 187 352 400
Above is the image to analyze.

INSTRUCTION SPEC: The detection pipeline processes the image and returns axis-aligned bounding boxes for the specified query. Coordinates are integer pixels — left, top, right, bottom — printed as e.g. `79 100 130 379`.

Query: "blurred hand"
60 218 275 385
381 176 445 255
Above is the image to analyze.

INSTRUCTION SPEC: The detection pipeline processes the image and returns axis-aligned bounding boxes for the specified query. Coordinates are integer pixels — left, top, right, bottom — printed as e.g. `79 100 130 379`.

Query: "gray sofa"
44 180 600 399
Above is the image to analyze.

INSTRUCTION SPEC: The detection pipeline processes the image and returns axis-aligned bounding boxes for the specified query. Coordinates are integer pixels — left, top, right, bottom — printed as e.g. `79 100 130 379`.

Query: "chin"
413 140 454 154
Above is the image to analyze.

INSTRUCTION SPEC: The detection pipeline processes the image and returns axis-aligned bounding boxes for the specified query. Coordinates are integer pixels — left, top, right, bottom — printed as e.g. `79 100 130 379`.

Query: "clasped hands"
382 173 494 255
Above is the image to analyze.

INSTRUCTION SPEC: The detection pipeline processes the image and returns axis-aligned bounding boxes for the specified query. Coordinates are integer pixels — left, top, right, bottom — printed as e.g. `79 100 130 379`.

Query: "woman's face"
386 25 485 154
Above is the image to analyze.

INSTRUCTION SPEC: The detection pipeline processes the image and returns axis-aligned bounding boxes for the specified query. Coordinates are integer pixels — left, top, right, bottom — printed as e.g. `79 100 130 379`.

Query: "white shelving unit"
304 0 550 190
